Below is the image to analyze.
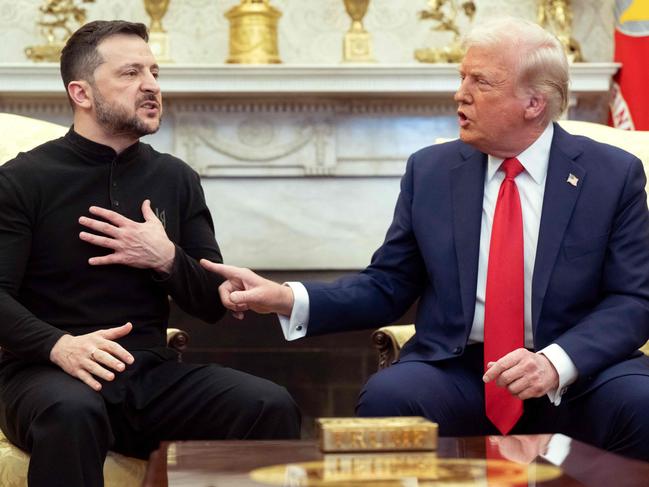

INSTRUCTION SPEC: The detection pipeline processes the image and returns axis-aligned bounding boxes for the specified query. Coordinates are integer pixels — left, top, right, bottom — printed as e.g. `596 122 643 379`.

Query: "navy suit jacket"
305 123 649 399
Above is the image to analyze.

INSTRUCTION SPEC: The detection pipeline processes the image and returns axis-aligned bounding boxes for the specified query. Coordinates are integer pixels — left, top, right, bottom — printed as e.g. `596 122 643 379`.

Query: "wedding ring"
90 348 98 361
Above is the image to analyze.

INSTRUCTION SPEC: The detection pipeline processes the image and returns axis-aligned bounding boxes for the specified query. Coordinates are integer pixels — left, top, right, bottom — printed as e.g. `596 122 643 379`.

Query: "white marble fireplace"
0 63 618 269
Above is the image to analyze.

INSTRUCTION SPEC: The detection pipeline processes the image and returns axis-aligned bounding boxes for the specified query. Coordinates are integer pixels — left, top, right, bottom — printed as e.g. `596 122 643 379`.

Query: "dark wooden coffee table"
145 435 649 486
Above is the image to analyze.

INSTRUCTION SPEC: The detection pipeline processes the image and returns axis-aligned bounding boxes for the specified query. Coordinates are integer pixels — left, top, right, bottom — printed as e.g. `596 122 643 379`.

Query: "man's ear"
67 80 93 109
523 93 547 121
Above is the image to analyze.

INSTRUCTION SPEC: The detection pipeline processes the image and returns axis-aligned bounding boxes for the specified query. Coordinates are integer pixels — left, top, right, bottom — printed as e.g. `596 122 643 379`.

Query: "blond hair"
463 17 569 123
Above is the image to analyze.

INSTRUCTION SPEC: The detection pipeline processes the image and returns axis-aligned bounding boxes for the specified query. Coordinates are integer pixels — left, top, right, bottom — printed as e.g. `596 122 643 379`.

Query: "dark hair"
60 20 149 98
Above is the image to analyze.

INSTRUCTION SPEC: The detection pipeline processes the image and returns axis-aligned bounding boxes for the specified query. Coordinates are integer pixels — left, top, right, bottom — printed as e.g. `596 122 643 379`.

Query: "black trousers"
0 349 301 487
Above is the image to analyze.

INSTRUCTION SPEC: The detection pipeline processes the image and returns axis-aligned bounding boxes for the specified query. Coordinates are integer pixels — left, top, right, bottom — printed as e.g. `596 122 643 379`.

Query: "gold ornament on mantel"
342 0 375 62
414 0 476 63
25 0 95 62
537 0 584 62
225 0 282 64
144 0 173 63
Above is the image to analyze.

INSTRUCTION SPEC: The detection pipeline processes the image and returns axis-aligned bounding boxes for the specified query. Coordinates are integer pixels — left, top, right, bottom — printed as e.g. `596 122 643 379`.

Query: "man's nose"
142 72 160 93
454 79 471 103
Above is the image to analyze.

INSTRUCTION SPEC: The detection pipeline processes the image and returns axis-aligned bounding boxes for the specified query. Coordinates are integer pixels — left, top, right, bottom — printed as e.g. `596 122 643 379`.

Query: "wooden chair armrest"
371 324 416 370
166 328 189 354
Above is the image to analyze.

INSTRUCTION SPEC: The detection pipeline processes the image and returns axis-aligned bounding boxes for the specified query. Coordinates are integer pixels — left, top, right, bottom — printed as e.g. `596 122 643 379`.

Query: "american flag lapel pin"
566 173 579 187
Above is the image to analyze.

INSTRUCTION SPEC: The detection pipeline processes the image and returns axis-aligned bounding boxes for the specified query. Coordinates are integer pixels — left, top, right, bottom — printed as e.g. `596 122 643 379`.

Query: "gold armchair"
372 121 649 369
0 113 190 485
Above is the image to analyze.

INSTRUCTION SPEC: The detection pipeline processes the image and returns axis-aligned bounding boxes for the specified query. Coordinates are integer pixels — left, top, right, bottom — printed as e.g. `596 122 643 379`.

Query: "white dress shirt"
279 123 577 405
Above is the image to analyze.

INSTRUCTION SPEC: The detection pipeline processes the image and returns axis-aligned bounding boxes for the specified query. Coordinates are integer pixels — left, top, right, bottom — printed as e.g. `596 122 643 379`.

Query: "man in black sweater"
0 20 300 487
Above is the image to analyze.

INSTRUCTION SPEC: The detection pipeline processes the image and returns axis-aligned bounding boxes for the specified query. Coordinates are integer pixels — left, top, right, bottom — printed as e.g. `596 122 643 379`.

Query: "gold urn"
144 0 172 62
225 0 282 64
144 0 170 33
342 0 374 62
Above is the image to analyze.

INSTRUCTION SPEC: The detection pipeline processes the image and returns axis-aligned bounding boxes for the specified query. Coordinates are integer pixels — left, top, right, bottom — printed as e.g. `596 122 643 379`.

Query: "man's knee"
31 390 110 445
610 381 649 460
575 375 649 461
259 382 297 414
355 363 487 437
208 373 301 440
21 388 110 487
356 370 414 417
249 381 301 439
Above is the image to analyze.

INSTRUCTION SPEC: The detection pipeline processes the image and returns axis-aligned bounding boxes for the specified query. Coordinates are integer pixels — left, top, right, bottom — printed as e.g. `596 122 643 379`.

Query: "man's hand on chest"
78 199 175 274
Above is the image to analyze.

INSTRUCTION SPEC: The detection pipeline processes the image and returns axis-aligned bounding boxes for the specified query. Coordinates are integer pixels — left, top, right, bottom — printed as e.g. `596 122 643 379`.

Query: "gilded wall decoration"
538 0 584 62
1 0 615 64
144 0 172 62
225 0 282 64
342 0 374 62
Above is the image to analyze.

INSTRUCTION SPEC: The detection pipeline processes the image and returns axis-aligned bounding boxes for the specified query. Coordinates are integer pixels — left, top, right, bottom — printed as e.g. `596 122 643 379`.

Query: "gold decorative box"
316 417 438 452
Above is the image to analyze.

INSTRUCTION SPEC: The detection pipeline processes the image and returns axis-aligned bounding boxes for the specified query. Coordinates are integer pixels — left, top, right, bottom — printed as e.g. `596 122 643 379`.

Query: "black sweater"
0 129 225 362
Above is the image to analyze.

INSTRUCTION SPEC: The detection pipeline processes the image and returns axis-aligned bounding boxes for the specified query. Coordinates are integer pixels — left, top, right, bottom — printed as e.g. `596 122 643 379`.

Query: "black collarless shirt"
0 128 225 361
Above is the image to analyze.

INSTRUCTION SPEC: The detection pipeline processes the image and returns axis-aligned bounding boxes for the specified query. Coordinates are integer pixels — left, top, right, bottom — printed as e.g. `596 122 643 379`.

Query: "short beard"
92 86 161 139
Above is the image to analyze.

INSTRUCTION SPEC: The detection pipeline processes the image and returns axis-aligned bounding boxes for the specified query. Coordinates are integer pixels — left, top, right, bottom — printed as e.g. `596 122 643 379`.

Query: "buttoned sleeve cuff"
538 343 578 406
541 434 572 466
277 282 309 341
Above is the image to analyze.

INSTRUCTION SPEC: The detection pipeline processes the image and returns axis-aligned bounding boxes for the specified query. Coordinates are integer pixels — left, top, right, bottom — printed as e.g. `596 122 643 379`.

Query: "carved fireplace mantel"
0 63 619 269
0 63 619 96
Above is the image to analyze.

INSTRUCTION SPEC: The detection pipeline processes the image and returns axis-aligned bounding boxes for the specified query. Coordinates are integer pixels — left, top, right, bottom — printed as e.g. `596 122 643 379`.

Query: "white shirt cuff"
277 282 309 341
538 343 578 406
541 433 572 466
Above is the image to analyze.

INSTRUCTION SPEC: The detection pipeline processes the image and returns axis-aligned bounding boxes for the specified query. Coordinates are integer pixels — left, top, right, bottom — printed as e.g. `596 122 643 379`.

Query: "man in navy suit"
201 17 649 460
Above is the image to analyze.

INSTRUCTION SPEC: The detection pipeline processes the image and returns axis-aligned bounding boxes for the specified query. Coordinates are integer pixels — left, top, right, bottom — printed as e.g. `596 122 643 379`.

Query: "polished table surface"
150 436 649 487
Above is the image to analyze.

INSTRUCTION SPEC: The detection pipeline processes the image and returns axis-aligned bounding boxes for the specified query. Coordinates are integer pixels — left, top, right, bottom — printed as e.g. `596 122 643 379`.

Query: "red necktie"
484 157 525 435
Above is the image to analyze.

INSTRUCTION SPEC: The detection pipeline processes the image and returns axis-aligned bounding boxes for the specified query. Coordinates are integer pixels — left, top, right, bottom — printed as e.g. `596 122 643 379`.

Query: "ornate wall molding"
170 97 459 177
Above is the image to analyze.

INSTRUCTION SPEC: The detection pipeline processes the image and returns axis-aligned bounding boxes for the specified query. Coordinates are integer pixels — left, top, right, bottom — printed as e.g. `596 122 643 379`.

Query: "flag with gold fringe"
610 0 649 130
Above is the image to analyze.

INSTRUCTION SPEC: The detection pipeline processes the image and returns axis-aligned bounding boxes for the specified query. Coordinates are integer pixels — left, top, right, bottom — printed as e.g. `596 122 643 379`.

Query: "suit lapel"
532 125 585 333
451 145 487 330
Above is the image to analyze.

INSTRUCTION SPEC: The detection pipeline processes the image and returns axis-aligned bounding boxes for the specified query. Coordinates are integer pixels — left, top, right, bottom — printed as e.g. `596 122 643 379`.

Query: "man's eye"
152 72 159 79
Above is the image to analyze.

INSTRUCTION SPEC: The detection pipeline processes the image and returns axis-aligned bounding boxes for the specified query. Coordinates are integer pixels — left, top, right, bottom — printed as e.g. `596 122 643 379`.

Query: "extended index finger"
200 260 241 280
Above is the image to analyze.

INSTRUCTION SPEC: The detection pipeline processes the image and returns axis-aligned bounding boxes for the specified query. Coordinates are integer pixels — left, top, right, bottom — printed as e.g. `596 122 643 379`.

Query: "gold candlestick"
537 0 584 62
225 0 282 64
144 0 172 62
342 0 374 62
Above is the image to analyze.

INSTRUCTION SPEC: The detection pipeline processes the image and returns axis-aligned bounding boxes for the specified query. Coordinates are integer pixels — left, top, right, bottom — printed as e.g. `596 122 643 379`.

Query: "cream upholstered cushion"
0 113 68 164
557 120 649 182
0 429 147 487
